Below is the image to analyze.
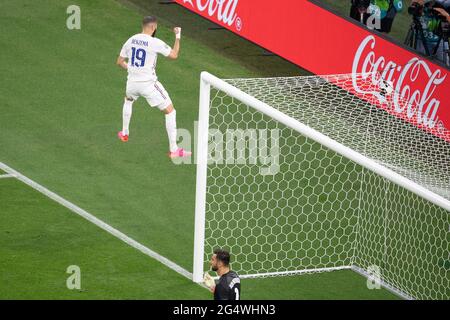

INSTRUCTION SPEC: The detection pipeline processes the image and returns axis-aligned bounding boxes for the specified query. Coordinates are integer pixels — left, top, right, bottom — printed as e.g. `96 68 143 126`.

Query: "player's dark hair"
214 248 230 266
142 16 157 27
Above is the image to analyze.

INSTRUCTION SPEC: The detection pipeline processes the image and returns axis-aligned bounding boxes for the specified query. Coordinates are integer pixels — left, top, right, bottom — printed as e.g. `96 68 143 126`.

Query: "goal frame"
192 71 450 299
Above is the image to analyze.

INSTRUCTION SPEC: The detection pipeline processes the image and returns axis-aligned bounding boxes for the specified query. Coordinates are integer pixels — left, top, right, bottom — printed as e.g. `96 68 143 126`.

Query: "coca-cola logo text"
352 35 447 130
183 0 240 28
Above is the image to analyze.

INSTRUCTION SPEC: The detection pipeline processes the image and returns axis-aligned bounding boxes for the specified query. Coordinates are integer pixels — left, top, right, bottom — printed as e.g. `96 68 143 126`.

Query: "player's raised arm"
167 27 181 60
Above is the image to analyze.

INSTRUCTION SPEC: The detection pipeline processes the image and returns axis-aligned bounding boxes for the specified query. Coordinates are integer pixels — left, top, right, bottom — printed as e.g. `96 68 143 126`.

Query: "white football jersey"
119 33 172 82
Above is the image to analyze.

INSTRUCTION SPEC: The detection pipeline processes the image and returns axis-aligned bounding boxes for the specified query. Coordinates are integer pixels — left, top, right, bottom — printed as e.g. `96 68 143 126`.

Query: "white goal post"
193 71 450 300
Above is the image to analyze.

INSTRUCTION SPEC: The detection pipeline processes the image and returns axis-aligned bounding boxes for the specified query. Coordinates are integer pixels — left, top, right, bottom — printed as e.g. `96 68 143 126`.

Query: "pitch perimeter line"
0 173 15 179
0 161 194 282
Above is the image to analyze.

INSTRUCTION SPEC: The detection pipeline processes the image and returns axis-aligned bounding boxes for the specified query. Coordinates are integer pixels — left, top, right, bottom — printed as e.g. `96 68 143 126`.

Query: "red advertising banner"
175 0 450 142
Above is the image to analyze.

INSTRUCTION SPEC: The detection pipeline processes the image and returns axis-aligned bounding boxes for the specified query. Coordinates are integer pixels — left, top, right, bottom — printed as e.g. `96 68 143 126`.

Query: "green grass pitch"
0 0 400 299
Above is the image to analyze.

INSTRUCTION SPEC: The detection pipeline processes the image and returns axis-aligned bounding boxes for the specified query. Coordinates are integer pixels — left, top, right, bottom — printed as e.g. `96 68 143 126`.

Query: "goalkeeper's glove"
203 272 216 292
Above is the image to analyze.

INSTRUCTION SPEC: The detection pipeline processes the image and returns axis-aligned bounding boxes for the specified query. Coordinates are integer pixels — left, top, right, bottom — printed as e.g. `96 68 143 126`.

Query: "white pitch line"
0 161 193 282
0 173 15 179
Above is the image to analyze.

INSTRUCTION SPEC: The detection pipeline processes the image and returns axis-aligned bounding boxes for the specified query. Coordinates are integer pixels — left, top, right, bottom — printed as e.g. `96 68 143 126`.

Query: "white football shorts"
125 80 172 110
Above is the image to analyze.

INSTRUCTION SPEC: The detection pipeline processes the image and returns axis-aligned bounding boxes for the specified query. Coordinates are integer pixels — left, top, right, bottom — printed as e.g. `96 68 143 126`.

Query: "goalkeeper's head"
142 15 158 37
210 248 231 273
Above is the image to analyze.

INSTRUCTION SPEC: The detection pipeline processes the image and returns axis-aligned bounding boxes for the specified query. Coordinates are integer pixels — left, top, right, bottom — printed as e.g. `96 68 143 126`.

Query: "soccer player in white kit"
116 16 191 159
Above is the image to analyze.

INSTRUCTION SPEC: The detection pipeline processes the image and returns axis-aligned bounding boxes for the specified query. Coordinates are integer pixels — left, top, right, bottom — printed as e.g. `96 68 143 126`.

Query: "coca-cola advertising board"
175 0 450 142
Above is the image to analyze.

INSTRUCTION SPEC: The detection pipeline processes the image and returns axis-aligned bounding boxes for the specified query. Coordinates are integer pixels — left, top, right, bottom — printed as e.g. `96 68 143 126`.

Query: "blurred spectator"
406 0 450 65
350 0 404 33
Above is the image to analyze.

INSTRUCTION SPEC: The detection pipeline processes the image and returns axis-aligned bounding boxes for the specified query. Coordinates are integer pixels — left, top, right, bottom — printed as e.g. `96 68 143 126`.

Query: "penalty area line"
0 173 15 179
0 161 195 283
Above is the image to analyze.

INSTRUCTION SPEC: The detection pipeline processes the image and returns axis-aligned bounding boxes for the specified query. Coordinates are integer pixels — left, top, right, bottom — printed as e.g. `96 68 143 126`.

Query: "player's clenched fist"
174 27 181 39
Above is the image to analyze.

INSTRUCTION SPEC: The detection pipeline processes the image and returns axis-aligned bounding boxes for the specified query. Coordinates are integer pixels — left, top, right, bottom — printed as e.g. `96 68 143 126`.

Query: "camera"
407 1 423 17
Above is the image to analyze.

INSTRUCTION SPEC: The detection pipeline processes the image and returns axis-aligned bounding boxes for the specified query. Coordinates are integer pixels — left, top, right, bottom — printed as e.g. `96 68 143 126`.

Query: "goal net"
193 72 450 300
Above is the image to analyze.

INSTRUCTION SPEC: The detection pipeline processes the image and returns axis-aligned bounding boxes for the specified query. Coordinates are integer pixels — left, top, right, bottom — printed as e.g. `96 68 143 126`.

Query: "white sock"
122 99 133 135
165 110 178 153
